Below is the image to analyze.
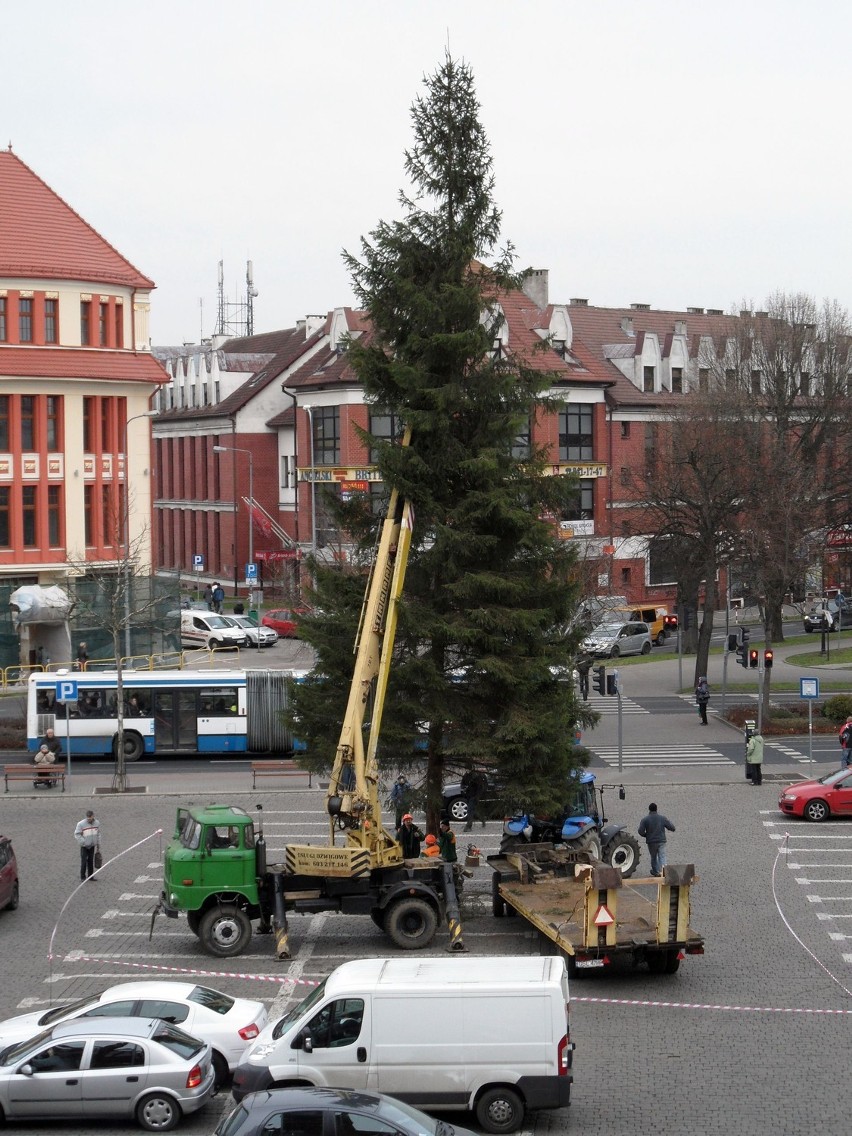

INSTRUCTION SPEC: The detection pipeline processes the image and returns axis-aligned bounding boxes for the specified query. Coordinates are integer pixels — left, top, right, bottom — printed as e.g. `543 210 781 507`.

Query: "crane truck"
156 435 466 958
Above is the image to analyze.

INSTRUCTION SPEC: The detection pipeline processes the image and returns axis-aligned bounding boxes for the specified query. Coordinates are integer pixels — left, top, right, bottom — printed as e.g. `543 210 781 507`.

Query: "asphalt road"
1 775 850 1136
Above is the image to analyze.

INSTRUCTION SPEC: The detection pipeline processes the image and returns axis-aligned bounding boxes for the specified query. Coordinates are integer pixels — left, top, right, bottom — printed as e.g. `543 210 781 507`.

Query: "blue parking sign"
193 553 205 571
246 562 258 580
56 679 78 703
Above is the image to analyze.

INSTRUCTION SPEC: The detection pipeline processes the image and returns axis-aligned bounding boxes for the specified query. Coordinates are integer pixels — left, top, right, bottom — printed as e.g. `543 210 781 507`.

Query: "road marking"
592 744 734 767
807 895 852 902
796 877 852 884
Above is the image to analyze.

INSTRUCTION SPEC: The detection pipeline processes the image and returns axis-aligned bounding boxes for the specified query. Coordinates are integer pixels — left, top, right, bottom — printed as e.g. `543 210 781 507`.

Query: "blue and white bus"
26 669 306 761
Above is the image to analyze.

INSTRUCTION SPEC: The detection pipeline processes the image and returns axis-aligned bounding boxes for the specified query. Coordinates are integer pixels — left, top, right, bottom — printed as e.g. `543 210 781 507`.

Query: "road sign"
245 562 258 580
800 677 820 699
192 553 205 571
593 904 615 927
55 679 78 704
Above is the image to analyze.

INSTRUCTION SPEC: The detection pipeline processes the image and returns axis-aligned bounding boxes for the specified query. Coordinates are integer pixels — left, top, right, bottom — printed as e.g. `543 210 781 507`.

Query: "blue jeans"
648 843 667 876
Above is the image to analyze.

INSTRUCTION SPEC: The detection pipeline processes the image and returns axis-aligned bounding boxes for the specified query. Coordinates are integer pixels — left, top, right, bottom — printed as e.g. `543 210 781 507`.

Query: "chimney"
739 310 752 318
707 308 723 316
569 298 589 306
687 306 704 314
620 316 634 334
521 269 549 309
674 320 687 336
630 302 650 310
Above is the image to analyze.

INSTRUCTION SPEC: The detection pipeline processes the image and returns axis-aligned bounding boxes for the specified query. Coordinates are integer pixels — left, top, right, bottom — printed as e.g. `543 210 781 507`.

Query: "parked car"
803 600 852 633
581 621 652 658
215 1086 479 1136
0 980 267 1086
779 768 852 821
261 607 309 638
0 836 18 912
0 1016 215 1130
180 611 248 650
230 615 278 648
612 605 675 645
441 767 502 823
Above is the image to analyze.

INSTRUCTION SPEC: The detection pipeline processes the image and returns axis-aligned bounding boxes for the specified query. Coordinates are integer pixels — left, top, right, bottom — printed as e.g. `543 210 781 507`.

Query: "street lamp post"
213 444 254 596
122 410 157 660
303 405 317 563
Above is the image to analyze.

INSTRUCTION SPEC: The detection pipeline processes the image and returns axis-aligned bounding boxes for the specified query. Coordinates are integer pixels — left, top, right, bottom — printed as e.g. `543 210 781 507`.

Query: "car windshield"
234 617 258 629
591 624 621 636
188 986 235 1015
152 1021 204 1058
271 978 328 1038
38 995 98 1026
817 769 851 786
206 616 234 629
0 1027 53 1066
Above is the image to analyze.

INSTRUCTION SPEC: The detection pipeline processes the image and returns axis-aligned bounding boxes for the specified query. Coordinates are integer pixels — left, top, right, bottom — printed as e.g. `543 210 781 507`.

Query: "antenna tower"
214 260 258 338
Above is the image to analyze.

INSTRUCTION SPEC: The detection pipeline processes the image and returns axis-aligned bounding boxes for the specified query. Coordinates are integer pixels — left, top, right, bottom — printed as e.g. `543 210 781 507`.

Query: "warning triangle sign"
593 904 615 926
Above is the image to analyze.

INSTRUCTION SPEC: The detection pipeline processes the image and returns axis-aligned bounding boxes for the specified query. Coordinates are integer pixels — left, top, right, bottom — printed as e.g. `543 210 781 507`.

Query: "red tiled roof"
0 346 168 384
0 149 155 288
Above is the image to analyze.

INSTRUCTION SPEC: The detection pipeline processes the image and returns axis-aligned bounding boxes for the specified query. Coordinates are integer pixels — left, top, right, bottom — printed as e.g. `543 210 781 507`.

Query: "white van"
232 955 572 1134
180 610 247 650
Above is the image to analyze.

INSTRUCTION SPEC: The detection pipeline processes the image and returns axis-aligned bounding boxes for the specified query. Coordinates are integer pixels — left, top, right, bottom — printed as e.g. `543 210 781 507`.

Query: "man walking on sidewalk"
74 809 101 882
638 803 675 877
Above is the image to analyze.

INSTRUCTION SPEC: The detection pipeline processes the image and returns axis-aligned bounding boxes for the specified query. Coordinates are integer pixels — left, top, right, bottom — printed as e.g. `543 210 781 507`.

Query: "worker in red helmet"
396 813 424 858
422 833 441 858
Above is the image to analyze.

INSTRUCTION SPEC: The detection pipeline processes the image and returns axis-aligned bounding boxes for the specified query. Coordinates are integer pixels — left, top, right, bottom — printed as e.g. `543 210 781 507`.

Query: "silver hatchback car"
0 1016 215 1131
582 620 652 659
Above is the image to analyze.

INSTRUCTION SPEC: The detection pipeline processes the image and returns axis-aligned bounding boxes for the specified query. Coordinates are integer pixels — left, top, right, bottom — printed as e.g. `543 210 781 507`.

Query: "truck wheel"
572 831 602 860
475 1086 524 1134
199 905 252 957
604 832 641 877
384 897 438 949
664 950 681 974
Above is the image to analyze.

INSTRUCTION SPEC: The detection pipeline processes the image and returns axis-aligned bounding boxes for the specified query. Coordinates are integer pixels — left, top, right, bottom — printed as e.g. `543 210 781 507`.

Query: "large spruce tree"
292 54 588 824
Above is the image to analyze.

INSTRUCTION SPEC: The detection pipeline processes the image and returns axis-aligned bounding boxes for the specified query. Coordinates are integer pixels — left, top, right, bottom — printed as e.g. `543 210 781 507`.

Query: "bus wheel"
114 732 144 762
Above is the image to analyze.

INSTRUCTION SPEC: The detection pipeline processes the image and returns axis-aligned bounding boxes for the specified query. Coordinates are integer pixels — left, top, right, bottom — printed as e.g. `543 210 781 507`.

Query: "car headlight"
249 1042 276 1060
780 794 796 801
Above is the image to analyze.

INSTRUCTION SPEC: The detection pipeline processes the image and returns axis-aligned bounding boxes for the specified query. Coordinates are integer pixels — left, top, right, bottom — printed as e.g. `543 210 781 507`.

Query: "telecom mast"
214 260 258 338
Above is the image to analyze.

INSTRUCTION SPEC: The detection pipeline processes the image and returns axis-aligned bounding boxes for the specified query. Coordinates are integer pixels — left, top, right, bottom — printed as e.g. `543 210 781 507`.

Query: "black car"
215 1086 478 1136
803 600 852 633
441 767 501 823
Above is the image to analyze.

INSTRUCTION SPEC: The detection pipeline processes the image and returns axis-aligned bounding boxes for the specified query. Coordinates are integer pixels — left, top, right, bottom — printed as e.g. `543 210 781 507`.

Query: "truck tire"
384 896 438 949
603 832 641 877
475 1086 524 1134
572 831 602 860
199 904 252 957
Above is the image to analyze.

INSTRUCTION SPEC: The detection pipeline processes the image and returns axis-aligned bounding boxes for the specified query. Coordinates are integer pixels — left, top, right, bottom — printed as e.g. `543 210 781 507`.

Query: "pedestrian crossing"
591 744 736 768
764 740 821 765
583 694 649 715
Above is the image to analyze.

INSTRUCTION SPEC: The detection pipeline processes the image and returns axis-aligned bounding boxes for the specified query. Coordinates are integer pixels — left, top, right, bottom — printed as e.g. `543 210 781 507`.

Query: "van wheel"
208 637 223 650
199 905 252 957
476 1086 524 1134
384 897 438 949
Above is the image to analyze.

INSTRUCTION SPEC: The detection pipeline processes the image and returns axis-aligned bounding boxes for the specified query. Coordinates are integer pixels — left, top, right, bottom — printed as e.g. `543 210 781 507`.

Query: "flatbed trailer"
488 845 704 976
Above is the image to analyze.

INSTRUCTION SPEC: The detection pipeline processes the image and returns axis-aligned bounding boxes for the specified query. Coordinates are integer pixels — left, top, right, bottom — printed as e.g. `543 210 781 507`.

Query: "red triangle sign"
593 903 615 926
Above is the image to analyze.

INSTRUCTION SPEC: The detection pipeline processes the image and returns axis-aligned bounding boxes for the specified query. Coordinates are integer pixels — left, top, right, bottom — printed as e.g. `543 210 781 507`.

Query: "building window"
620 421 631 439
46 396 61 452
643 366 655 393
21 396 35 450
369 482 390 517
750 370 762 396
312 407 340 465
80 300 92 345
0 395 8 450
84 485 93 545
114 304 123 347
102 484 113 545
0 296 6 341
22 486 36 546
83 397 94 452
621 566 632 585
559 404 594 461
563 478 594 521
699 368 709 393
101 398 111 451
0 487 8 547
44 298 58 344
511 415 531 460
19 297 33 342
671 367 683 393
99 302 109 346
620 467 630 485
280 455 294 490
368 409 403 463
48 486 61 546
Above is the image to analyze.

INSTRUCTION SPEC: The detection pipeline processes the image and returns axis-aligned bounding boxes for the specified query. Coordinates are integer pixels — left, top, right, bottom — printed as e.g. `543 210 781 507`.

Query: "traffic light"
592 666 606 695
606 674 618 696
727 634 739 652
736 628 750 668
764 649 774 669
748 648 759 668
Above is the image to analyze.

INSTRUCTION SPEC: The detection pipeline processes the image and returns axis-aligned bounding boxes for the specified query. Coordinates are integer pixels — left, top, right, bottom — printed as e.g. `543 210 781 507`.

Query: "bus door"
152 690 198 752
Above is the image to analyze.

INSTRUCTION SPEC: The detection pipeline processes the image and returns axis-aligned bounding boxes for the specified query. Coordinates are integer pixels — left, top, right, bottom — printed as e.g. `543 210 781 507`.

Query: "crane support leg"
273 874 291 960
442 864 467 952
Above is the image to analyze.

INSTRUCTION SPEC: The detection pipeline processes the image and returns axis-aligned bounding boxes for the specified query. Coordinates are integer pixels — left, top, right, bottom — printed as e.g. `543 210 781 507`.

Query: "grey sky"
6 0 850 344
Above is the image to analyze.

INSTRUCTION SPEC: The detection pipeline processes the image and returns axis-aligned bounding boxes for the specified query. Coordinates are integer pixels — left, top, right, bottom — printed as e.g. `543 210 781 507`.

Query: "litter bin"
249 609 258 622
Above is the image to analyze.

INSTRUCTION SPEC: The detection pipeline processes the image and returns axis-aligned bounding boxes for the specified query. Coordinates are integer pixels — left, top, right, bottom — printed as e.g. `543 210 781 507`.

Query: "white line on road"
807 895 852 902
796 878 852 884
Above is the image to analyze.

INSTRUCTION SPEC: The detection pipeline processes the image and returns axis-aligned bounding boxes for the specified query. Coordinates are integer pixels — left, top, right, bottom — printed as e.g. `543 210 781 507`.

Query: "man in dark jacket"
396 814 424 859
437 819 458 863
638 803 676 877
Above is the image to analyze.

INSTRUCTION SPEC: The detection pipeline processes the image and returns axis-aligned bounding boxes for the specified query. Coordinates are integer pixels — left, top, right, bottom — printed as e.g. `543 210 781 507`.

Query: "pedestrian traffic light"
764 649 774 669
606 674 618 696
736 629 750 668
592 666 606 695
727 634 738 652
748 648 759 668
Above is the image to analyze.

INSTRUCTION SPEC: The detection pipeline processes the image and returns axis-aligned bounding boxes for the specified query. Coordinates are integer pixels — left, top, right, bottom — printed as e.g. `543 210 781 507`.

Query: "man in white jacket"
74 810 101 882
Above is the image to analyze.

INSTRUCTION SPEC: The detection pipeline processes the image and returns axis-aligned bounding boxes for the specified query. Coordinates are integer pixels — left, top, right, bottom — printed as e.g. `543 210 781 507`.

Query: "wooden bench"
251 760 312 789
4 764 67 792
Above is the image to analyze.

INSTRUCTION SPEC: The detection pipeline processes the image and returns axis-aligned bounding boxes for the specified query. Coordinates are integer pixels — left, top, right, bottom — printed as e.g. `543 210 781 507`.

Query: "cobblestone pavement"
0 772 849 1136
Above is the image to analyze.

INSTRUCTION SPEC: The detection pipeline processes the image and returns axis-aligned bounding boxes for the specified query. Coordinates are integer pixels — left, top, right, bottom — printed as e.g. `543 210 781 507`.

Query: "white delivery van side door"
292 996 370 1089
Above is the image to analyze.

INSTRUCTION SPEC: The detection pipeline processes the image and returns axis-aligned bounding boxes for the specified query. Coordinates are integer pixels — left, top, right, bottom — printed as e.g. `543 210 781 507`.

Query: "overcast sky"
6 1 851 344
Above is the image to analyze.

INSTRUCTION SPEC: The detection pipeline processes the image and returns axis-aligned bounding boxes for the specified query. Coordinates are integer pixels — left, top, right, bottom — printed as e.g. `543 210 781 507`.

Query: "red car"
0 836 19 912
261 607 309 638
779 768 852 821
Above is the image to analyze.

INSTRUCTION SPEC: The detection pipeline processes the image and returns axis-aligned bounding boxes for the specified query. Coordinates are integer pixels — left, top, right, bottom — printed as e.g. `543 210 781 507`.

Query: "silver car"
0 1016 215 1130
229 615 279 648
581 620 652 658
